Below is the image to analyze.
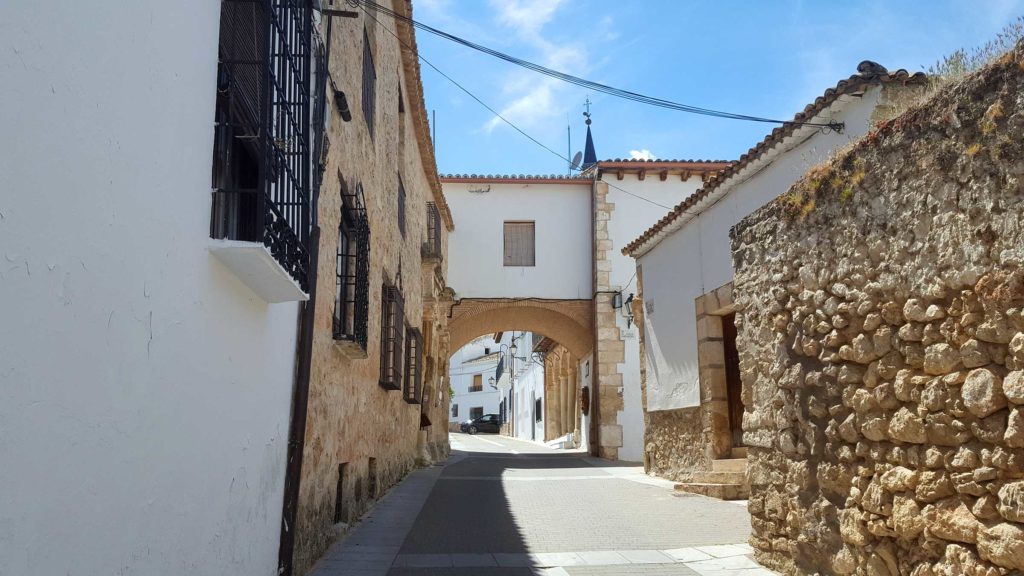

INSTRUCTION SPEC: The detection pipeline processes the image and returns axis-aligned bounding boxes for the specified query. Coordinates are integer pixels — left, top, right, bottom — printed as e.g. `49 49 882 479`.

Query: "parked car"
460 414 501 434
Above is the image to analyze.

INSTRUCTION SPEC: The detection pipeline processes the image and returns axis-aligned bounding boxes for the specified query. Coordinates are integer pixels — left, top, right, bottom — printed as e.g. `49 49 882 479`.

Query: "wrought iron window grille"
403 326 423 404
422 201 442 260
333 180 370 348
211 0 316 292
378 284 405 390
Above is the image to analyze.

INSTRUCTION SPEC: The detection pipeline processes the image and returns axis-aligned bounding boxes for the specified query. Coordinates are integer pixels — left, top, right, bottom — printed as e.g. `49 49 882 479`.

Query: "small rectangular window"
397 74 405 114
379 284 405 390
535 398 543 422
397 175 407 238
451 403 458 418
362 29 376 140
470 374 483 393
470 407 484 420
333 463 348 524
503 221 535 267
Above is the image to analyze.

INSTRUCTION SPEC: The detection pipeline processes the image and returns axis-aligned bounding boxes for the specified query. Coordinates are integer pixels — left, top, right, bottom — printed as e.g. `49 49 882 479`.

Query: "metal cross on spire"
583 97 592 125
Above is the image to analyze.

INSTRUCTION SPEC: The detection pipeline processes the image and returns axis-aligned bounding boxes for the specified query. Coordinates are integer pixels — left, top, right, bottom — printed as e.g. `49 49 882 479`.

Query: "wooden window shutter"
503 221 535 267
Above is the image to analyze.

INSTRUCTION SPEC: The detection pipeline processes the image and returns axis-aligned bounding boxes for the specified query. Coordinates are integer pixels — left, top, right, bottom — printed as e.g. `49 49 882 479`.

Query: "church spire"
582 98 597 169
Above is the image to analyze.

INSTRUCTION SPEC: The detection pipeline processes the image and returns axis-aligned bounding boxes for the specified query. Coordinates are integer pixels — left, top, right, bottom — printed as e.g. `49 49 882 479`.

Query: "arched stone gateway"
447 298 593 358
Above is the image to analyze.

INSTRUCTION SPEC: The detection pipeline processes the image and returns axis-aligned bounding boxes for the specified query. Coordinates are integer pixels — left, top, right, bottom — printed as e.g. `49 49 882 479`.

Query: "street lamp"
488 376 496 389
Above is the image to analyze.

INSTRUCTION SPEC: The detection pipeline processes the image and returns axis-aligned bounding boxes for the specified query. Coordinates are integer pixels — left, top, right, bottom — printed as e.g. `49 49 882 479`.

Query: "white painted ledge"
209 239 309 303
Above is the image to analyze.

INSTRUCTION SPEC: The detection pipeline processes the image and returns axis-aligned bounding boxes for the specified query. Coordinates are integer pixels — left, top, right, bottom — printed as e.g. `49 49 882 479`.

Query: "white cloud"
481 0 588 136
491 0 566 43
629 149 657 161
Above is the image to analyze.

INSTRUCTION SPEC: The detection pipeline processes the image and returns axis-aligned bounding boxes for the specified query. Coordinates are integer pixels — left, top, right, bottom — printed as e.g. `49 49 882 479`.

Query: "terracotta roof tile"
439 174 591 183
621 68 926 257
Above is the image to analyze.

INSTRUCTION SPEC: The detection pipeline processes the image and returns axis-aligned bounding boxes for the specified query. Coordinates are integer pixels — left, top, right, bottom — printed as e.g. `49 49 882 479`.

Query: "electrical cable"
356 0 844 130
357 5 570 165
359 4 698 218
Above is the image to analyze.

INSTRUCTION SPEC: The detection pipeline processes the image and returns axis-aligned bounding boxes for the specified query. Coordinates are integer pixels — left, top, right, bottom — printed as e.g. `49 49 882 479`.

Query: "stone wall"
293 4 452 574
644 408 709 481
731 45 1024 575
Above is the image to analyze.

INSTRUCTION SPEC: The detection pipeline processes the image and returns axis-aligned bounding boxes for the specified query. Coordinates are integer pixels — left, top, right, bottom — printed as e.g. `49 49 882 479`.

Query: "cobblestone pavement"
310 433 773 576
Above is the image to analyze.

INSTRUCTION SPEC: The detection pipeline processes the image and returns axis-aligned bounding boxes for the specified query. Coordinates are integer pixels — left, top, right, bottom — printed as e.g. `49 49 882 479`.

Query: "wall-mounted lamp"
488 376 496 389
623 293 635 328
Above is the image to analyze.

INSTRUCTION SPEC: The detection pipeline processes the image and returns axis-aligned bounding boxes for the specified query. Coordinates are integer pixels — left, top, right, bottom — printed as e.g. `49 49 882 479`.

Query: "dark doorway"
721 313 744 448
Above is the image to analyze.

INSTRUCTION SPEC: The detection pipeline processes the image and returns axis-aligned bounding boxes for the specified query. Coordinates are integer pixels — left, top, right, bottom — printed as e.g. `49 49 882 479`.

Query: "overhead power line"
358 4 569 162
357 2 689 213
356 0 844 131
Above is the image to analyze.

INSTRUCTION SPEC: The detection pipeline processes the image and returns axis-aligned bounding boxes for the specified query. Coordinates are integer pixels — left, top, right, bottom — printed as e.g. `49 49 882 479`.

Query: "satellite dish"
571 151 583 169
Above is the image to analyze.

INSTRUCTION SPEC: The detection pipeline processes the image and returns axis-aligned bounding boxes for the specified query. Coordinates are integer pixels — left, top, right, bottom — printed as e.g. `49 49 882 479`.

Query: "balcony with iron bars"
421 202 443 263
208 0 326 304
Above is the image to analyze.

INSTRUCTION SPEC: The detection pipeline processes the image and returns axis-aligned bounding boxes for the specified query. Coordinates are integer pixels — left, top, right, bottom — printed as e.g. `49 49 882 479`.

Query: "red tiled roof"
597 158 732 166
621 68 927 257
439 174 592 184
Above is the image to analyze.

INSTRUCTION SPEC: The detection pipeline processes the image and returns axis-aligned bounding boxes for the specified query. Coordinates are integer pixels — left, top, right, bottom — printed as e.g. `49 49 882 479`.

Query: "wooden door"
721 313 744 447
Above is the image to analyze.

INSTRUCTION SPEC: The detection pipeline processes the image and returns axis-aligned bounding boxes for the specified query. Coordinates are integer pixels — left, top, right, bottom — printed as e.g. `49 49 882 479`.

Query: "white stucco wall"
0 2 299 574
602 175 704 461
443 181 592 300
448 337 503 422
513 359 545 442
638 89 885 412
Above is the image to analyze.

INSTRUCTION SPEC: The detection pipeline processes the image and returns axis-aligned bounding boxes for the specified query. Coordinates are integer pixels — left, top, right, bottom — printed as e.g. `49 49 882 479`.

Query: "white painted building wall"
601 174 704 461
0 2 301 574
449 336 503 423
444 181 593 300
513 354 545 442
637 89 885 411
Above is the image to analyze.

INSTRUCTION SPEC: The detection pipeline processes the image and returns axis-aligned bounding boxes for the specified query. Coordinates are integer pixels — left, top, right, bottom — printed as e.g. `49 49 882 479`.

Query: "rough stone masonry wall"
730 45 1024 575
293 6 448 573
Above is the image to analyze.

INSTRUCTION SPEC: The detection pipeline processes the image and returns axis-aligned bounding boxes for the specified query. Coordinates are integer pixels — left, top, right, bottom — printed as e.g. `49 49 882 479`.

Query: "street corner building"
621 64 927 499
0 1 452 575
291 1 455 574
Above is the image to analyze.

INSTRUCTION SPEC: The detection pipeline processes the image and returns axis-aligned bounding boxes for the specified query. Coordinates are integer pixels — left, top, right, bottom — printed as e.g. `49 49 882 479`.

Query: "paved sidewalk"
310 434 773 576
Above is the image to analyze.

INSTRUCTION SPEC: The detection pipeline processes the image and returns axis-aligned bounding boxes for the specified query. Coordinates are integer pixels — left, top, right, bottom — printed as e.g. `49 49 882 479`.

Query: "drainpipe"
589 178 600 457
277 225 320 576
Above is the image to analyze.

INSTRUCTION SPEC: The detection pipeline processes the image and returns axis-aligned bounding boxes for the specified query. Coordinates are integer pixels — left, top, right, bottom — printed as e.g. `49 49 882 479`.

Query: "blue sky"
410 0 1024 175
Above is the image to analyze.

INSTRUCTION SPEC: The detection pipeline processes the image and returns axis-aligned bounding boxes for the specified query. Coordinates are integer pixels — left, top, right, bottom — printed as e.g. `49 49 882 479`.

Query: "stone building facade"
731 44 1024 574
293 3 454 573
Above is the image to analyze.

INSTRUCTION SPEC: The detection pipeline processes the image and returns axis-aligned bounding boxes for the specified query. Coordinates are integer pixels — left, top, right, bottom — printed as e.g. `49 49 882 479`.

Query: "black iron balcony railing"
211 0 317 292
422 201 442 260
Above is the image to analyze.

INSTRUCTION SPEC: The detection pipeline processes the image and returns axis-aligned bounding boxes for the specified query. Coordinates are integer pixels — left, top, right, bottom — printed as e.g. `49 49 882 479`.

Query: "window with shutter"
379 284 404 390
470 374 483 392
403 326 422 404
333 179 370 349
503 221 535 267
